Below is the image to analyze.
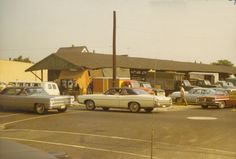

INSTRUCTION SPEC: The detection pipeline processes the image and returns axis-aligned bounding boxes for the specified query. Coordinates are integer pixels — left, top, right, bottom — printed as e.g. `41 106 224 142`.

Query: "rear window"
1 88 22 95
48 84 52 89
52 84 57 89
25 88 47 95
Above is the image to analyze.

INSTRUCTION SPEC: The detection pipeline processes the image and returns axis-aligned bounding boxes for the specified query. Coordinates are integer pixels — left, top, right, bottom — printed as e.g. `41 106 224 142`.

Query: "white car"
0 87 74 114
77 88 172 113
8 81 60 95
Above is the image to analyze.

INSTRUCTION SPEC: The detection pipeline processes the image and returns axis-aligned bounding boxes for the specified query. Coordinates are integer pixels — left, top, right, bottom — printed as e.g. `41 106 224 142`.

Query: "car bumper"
198 101 221 107
48 102 73 110
156 99 172 108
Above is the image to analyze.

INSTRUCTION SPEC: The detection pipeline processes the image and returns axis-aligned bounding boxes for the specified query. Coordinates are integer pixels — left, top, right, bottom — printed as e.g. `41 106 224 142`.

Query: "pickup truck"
121 80 155 95
139 81 165 96
190 79 218 88
198 89 236 109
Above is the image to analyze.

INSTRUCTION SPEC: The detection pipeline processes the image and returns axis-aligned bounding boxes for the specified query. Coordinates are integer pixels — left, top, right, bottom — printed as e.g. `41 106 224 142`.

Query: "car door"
102 94 120 107
117 88 130 108
95 88 119 107
186 89 202 103
15 90 34 109
0 88 23 109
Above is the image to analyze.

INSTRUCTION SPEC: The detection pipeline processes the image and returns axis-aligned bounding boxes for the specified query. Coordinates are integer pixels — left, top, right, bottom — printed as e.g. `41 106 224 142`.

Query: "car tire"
129 102 140 113
102 107 109 111
144 108 153 113
34 103 47 115
218 101 225 109
57 106 67 113
85 100 96 110
201 105 208 109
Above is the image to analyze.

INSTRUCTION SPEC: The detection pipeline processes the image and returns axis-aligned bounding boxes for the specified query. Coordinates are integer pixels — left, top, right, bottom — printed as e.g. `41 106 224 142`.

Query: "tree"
211 59 234 67
11 55 33 63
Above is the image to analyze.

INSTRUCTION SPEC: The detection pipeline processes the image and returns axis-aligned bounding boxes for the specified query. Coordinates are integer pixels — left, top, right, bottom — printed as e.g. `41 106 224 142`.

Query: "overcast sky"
0 0 236 65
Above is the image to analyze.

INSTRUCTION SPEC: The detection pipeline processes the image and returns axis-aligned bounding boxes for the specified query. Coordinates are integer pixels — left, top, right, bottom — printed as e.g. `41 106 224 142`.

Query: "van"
8 81 41 87
41 82 60 95
8 81 60 95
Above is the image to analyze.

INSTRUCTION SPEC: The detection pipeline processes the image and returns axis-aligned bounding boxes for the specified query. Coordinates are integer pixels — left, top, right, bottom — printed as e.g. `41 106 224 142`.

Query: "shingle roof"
26 47 236 74
56 46 89 53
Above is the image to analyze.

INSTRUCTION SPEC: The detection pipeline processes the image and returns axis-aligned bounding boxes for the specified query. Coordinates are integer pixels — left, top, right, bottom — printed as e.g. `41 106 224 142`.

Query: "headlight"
50 100 54 106
154 98 160 106
70 97 75 104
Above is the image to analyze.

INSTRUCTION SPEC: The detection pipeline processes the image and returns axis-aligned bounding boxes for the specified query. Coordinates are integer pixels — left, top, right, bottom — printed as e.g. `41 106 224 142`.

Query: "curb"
231 109 236 112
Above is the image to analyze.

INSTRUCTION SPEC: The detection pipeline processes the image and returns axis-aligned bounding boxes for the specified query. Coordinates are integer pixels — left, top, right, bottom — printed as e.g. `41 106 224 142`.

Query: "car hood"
154 96 172 100
78 94 156 99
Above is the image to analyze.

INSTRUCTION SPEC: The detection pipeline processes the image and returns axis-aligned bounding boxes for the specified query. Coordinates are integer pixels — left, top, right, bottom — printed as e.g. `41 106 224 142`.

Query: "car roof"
5 86 42 89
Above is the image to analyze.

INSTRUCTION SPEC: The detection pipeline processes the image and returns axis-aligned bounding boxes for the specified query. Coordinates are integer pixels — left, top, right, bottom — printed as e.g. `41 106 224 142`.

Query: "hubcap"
36 104 44 114
86 101 94 110
130 103 139 112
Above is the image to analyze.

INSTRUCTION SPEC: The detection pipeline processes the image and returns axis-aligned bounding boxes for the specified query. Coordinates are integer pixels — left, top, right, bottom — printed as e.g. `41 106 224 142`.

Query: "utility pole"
112 11 117 88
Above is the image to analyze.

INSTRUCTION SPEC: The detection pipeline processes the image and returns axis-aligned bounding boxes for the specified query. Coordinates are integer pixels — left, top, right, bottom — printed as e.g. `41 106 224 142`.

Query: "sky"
0 0 236 65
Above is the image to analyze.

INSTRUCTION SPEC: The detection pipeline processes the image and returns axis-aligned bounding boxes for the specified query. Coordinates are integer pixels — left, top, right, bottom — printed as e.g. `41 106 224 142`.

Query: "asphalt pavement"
0 105 236 159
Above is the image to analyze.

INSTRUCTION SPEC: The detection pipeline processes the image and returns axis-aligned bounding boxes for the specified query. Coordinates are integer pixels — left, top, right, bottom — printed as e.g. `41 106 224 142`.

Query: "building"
26 46 236 93
0 59 47 84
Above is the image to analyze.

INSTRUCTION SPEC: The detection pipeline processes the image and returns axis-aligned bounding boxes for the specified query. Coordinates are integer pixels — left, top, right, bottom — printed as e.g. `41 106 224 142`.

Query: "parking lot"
0 105 236 159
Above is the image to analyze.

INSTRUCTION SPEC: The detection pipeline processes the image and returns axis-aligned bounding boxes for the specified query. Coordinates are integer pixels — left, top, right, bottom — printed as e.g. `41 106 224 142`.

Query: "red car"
197 89 236 109
121 80 155 95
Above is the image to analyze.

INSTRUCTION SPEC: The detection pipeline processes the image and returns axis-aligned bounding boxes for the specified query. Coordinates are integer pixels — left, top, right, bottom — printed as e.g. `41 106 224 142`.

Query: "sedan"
169 87 218 104
198 89 236 109
77 87 172 113
0 87 74 114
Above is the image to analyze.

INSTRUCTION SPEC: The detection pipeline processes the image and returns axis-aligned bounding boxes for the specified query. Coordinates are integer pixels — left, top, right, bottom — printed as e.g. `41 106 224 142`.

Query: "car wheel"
85 100 95 110
144 108 153 113
218 101 225 109
57 106 67 113
201 105 208 109
34 103 47 114
129 102 140 113
102 107 109 111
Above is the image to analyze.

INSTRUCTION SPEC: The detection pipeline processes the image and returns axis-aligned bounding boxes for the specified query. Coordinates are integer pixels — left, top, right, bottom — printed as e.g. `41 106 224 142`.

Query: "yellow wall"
0 59 47 83
59 70 90 94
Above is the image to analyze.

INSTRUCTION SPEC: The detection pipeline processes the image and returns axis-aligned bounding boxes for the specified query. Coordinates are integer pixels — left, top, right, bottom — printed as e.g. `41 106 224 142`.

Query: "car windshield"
25 88 48 96
227 82 234 87
104 88 119 95
142 83 152 89
214 90 228 95
132 89 150 95
131 81 140 88
204 89 216 94
205 80 211 85
189 88 216 95
207 88 228 95
183 80 191 86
